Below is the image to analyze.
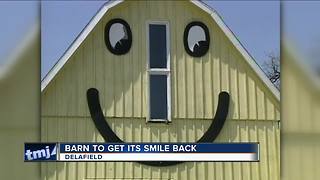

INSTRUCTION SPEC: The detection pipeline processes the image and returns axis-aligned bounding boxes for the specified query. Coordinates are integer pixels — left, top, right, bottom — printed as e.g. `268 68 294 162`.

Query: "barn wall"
42 117 279 180
0 28 40 180
281 48 320 180
41 0 280 120
41 1 280 179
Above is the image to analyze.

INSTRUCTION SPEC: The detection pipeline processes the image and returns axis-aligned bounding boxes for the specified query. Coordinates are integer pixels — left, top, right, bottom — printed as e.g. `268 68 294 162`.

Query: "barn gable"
42 0 279 120
41 1 280 179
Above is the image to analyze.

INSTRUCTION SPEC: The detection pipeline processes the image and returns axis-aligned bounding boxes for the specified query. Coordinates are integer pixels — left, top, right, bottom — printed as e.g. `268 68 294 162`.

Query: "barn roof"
284 41 320 90
41 0 280 101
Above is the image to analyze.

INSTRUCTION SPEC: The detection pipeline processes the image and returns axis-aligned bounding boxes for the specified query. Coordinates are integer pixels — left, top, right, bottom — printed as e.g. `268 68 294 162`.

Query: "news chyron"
24 143 57 161
24 143 259 162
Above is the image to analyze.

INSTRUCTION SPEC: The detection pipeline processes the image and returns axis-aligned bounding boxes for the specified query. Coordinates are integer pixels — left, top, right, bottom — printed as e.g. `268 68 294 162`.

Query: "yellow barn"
41 1 280 179
282 44 320 180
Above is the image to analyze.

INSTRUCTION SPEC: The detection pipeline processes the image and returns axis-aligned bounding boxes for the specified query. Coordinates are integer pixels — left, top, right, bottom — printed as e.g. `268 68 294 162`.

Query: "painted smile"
87 88 230 166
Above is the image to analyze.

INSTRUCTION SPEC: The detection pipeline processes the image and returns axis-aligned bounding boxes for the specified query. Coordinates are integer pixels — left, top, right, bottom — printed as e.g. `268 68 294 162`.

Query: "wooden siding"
0 28 40 180
41 117 279 180
41 1 280 179
41 1 279 121
281 47 320 180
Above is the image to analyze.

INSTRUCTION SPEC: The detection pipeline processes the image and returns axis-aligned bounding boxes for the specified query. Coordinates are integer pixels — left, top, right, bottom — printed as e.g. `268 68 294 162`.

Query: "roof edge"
283 39 320 91
41 0 280 102
41 0 123 92
191 1 280 102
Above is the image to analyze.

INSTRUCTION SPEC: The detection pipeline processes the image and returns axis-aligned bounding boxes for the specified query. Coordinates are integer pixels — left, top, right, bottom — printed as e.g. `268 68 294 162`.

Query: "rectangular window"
149 24 167 68
147 22 170 122
150 75 167 119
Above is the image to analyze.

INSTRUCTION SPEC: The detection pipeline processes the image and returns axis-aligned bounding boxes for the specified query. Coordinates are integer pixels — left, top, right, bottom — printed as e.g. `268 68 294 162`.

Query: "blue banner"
25 142 259 162
59 143 258 153
24 143 57 161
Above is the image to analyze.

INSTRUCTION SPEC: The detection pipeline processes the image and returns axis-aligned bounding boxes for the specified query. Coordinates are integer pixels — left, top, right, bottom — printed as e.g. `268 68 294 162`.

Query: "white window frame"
146 21 171 122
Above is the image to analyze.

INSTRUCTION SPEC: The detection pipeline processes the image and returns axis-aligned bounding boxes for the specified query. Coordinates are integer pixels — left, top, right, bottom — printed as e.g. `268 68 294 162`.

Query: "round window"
104 19 132 55
183 21 210 57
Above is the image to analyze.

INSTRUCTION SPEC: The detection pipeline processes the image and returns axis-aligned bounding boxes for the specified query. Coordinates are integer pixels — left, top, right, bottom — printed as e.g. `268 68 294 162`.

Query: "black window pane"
149 24 167 68
150 75 167 119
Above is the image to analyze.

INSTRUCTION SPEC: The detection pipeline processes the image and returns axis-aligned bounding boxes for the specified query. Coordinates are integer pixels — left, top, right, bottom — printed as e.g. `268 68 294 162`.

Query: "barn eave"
41 0 280 102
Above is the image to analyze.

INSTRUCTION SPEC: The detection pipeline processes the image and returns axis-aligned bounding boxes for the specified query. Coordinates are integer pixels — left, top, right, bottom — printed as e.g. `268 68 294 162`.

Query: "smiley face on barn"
86 16 230 166
41 0 280 178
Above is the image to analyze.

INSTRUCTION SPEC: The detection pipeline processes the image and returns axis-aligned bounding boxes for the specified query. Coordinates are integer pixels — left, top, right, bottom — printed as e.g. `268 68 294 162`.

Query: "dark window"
183 21 210 57
105 19 132 55
150 75 168 119
149 24 167 68
148 22 170 122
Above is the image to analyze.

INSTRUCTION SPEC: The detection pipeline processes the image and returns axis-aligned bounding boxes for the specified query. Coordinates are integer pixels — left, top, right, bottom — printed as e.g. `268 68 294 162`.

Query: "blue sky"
41 1 106 78
283 1 320 68
5 1 320 78
0 1 38 65
207 1 280 63
41 1 280 79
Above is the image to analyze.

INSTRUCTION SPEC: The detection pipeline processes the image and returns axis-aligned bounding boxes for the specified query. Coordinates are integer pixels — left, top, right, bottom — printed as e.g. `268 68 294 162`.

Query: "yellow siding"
282 47 320 180
42 117 279 180
41 0 279 120
41 1 280 179
0 28 40 180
